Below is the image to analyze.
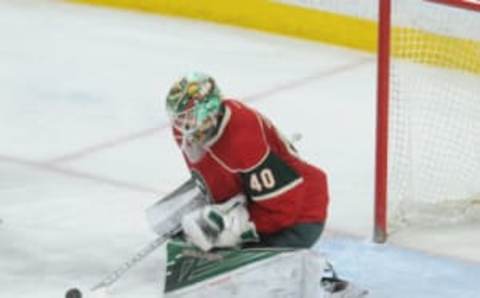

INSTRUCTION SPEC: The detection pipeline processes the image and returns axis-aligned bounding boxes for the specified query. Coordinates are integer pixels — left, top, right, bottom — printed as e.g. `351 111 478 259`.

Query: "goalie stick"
90 229 178 291
90 178 208 292
89 132 301 292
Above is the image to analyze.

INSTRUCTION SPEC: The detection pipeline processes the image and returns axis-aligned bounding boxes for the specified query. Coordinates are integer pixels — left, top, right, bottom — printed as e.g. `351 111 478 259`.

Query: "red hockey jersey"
176 99 329 234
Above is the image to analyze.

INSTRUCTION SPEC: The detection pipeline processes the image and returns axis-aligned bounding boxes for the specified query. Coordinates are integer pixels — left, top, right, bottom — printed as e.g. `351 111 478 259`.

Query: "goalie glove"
181 194 258 251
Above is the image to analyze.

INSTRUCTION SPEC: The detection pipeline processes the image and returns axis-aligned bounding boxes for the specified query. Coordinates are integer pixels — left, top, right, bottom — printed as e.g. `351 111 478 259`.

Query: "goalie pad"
163 239 330 298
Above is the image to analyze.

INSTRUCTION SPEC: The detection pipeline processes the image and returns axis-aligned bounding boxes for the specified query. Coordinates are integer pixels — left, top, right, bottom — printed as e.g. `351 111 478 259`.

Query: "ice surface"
1 1 479 297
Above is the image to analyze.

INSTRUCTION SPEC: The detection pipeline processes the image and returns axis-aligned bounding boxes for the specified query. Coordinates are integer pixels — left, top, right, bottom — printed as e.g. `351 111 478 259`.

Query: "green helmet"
166 72 222 144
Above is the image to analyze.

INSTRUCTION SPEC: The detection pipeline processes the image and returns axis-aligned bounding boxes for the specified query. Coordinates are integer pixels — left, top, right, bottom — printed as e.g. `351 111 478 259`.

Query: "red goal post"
374 0 480 243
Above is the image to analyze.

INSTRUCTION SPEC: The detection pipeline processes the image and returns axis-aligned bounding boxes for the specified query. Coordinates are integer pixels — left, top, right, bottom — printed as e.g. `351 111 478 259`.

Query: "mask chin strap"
181 132 208 162
176 109 222 160
178 129 194 150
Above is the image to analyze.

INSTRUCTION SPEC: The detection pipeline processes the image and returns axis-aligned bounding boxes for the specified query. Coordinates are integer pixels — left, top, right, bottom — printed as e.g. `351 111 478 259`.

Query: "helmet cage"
169 97 220 146
170 105 205 137
166 72 222 146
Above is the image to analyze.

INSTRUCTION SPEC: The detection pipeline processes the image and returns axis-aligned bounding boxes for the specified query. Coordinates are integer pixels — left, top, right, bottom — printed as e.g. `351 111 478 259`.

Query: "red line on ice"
0 153 163 194
45 58 371 164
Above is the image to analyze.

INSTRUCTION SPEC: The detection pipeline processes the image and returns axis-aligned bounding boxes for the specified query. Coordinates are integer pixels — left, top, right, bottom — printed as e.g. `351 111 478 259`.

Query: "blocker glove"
181 193 258 251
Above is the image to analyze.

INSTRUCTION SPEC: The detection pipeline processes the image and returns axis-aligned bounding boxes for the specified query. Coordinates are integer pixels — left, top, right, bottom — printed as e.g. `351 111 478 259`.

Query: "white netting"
388 0 480 228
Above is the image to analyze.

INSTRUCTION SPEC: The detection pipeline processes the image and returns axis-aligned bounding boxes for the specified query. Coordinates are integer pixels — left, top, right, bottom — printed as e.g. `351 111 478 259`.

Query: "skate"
321 276 368 298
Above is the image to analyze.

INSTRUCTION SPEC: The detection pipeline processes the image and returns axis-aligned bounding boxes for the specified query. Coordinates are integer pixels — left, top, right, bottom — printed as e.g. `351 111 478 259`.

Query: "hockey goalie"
147 72 367 298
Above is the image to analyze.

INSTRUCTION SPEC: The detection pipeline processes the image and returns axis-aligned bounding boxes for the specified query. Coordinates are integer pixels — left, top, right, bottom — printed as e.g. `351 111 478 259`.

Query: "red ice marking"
0 59 371 193
425 0 480 12
244 58 371 103
45 58 371 165
0 154 164 194
46 125 168 164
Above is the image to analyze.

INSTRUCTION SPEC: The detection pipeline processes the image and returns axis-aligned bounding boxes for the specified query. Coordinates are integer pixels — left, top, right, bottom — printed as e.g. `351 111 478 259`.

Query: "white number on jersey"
249 168 276 192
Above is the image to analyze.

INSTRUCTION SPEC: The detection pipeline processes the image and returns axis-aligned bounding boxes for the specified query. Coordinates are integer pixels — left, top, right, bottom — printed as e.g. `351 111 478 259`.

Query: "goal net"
382 0 480 232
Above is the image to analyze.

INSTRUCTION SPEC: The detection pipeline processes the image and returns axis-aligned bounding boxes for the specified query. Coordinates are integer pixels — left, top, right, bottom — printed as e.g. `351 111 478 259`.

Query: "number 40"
249 168 276 192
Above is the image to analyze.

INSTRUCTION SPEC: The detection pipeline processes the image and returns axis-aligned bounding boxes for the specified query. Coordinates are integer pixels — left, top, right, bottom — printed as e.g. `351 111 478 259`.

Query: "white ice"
1 1 479 298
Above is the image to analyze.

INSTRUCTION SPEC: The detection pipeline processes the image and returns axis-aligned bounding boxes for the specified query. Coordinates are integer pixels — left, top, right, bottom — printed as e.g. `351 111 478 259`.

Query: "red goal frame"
374 0 480 243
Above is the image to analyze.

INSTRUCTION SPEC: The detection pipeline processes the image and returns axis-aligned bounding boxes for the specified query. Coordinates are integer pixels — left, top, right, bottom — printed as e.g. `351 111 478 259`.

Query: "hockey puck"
65 288 82 298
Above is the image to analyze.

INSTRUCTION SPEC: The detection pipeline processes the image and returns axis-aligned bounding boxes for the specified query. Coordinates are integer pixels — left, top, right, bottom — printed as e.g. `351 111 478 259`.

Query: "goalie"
163 72 366 298
166 72 329 251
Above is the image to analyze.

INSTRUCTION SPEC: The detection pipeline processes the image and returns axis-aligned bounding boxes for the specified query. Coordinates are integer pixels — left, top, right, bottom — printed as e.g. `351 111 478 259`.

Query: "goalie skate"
322 277 368 298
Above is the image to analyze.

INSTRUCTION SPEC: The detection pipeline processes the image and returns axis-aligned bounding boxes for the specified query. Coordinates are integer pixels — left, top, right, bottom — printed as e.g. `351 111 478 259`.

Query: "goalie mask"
166 72 222 153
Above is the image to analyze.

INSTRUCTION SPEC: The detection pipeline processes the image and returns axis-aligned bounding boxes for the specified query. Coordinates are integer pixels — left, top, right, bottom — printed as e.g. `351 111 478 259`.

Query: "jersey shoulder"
208 99 269 172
